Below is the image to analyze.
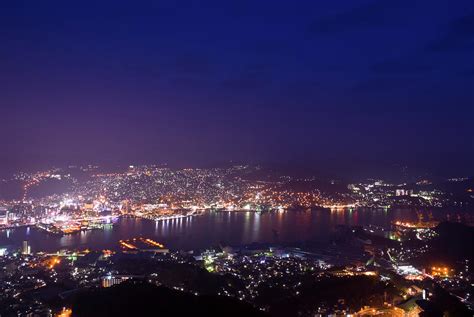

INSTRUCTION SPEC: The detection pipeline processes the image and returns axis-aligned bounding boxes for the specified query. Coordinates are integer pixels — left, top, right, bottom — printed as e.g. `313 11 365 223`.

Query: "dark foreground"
72 280 265 317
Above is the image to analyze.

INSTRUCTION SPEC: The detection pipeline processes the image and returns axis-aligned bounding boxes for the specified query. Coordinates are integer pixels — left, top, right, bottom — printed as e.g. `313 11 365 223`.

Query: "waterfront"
0 208 426 252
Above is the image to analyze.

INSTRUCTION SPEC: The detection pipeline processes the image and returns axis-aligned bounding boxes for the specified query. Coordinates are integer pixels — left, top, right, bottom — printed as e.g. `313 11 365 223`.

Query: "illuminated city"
1 165 473 316
1 1 473 316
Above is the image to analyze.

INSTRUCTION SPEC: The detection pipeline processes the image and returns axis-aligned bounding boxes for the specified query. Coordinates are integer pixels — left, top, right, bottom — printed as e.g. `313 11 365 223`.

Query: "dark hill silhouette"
433 222 474 262
71 280 266 317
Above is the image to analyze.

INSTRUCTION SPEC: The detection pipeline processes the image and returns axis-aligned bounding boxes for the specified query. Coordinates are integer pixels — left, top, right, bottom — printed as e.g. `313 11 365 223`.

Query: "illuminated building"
431 266 453 278
395 189 413 197
22 240 31 255
0 208 8 226
101 275 135 288
55 308 72 317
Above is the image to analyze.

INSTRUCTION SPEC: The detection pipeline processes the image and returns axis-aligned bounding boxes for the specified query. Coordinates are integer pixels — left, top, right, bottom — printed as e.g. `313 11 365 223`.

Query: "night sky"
1 1 473 178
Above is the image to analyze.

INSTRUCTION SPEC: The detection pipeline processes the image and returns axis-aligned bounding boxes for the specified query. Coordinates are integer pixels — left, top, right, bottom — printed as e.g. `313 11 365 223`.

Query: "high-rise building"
22 240 31 255
0 208 8 226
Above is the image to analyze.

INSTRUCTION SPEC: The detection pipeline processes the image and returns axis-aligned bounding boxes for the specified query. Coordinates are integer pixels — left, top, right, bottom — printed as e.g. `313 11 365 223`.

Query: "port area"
119 237 169 254
36 216 117 235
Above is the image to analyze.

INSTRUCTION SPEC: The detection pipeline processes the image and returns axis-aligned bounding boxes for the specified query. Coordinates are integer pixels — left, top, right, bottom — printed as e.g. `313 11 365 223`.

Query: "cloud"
368 13 474 78
307 0 407 34
428 13 474 52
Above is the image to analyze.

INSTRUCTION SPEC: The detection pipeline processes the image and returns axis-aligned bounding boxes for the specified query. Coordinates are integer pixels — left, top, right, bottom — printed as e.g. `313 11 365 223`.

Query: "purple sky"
1 0 473 178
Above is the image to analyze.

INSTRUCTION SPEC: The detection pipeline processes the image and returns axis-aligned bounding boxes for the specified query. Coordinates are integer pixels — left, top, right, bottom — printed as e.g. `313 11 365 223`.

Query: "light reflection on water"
0 208 449 252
